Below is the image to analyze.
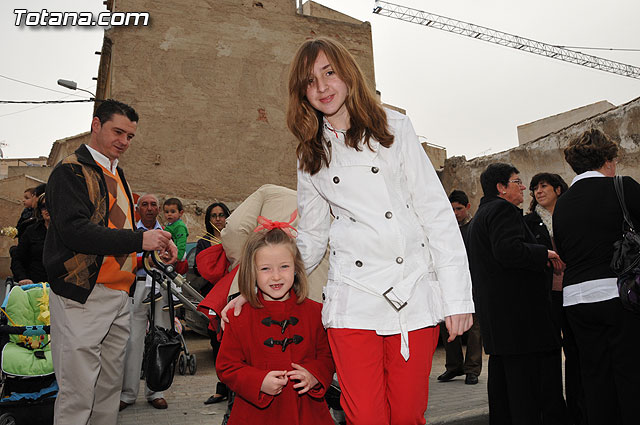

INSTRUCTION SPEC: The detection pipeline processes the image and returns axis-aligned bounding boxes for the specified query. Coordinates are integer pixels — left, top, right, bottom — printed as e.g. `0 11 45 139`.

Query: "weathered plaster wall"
7 166 51 181
101 0 375 207
517 100 615 146
441 96 640 214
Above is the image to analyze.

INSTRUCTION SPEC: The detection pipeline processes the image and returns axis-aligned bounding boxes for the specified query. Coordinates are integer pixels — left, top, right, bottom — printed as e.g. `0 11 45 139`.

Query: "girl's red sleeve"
300 303 335 398
215 316 273 408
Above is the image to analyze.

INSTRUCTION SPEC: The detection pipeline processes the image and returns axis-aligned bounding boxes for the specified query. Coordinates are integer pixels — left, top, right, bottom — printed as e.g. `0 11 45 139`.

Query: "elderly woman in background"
553 129 640 425
468 163 566 425
11 194 49 284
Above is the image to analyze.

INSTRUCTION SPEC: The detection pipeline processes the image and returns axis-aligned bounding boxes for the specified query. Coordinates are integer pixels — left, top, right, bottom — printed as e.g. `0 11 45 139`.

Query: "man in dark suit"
437 190 483 385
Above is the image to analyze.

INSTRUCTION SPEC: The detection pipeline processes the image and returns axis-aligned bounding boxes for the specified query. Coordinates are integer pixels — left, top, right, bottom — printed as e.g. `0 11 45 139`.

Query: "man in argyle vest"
44 99 177 425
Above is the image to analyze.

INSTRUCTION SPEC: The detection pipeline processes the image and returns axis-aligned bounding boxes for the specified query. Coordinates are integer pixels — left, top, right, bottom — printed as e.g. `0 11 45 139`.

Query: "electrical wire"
0 74 89 98
0 99 94 104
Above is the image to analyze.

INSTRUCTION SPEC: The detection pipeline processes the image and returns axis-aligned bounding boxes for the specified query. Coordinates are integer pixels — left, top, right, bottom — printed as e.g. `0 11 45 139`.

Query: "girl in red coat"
215 225 335 425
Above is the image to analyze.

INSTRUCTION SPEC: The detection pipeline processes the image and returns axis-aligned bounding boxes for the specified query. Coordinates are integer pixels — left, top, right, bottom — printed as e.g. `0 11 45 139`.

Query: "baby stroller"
141 251 211 376
0 283 56 425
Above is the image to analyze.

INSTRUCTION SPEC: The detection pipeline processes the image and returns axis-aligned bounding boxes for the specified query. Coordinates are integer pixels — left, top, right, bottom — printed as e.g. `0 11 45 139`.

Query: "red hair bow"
254 210 298 238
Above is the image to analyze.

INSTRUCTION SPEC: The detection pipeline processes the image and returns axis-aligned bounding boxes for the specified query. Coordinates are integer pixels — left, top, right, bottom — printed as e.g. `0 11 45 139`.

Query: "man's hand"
286 363 319 395
220 295 247 330
161 241 178 265
445 313 473 342
260 370 288 396
142 229 172 252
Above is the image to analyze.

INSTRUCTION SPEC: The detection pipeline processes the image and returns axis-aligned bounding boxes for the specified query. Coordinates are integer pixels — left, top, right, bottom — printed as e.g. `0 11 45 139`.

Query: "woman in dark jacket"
11 194 49 284
195 202 231 296
524 173 569 328
525 173 586 425
469 163 566 425
196 202 232 405
553 129 640 425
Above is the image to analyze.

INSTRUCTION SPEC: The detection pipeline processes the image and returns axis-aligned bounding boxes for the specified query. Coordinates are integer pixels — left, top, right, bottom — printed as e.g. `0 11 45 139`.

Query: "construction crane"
373 1 640 80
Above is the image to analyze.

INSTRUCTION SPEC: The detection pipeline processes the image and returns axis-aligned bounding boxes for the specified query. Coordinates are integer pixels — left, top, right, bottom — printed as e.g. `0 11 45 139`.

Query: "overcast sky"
2 0 639 159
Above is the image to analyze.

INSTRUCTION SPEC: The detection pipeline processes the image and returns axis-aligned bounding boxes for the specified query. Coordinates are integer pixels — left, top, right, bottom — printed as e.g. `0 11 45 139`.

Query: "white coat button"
396 257 403 264
385 211 393 219
333 176 340 184
355 260 363 267
371 167 379 173
350 217 356 222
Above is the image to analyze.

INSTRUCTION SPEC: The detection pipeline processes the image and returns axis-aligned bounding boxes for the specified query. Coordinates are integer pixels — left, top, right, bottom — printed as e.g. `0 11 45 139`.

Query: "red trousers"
328 326 439 425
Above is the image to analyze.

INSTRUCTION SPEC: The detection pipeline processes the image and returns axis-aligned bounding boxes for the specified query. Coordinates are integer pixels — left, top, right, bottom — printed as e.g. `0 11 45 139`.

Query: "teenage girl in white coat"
226 37 474 425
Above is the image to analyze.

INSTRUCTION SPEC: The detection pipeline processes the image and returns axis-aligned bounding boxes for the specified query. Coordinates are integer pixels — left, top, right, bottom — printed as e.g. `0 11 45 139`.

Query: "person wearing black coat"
524 173 586 425
11 193 49 284
553 129 640 425
469 163 566 425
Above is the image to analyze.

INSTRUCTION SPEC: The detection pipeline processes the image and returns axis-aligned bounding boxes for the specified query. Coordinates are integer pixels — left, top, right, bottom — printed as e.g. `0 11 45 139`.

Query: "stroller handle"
0 324 50 336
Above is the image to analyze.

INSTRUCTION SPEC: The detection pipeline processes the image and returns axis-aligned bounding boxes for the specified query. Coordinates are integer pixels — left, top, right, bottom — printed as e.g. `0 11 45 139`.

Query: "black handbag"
610 176 640 313
143 270 182 392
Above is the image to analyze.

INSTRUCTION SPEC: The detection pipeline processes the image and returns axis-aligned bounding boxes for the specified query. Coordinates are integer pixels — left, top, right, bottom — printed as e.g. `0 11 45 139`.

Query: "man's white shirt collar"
85 144 118 174
136 219 162 231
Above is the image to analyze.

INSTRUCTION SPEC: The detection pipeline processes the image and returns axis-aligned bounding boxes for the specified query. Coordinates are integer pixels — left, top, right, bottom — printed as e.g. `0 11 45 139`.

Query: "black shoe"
142 291 162 304
437 369 464 382
465 373 479 385
204 394 228 405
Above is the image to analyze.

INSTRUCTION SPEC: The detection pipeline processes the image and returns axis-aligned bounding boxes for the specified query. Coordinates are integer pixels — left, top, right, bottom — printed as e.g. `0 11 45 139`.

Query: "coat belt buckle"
382 287 408 312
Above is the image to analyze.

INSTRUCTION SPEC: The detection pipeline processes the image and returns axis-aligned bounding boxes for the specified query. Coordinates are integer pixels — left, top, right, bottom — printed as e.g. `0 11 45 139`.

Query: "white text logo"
14 9 150 27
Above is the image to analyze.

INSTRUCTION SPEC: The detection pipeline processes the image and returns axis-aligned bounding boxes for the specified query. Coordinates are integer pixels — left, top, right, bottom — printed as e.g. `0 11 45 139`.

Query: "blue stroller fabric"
0 381 58 403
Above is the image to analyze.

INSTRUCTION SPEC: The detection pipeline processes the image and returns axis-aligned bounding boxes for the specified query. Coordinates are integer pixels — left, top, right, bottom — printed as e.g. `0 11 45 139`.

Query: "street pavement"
118 331 489 425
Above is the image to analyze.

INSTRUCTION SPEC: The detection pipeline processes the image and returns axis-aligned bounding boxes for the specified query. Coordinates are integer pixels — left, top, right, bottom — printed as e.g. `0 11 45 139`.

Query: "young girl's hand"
286 363 319 395
260 370 288 396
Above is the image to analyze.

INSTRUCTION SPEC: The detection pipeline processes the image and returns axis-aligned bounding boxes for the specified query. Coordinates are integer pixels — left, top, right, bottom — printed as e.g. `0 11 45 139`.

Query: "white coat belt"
341 268 436 360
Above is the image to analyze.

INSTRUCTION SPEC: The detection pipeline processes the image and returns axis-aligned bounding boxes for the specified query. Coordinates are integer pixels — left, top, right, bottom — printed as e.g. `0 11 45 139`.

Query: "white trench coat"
296 109 474 359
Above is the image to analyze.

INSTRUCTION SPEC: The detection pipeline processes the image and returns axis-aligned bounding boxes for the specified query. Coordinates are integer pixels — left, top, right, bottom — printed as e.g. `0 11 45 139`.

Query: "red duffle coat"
216 292 334 425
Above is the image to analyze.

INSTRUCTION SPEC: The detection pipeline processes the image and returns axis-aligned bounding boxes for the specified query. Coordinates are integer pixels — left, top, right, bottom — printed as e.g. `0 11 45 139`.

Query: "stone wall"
47 132 90 167
441 96 640 214
517 100 615 146
99 0 375 206
7 166 51 182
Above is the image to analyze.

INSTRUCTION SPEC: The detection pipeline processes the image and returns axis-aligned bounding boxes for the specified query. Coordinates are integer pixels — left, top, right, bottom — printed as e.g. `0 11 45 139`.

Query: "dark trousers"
565 298 640 425
552 292 587 425
208 329 228 398
488 350 567 425
439 313 483 375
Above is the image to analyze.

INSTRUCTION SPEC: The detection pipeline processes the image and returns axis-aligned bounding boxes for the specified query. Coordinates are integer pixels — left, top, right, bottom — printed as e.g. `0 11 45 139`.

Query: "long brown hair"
287 37 394 175
238 228 309 308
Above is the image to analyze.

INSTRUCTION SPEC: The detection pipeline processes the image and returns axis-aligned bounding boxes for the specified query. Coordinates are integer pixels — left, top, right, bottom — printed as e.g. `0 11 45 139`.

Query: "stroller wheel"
188 354 197 375
0 413 16 425
178 352 187 375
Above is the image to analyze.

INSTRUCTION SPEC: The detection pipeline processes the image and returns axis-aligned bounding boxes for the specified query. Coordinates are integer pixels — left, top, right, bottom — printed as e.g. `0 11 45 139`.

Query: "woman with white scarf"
524 172 586 425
